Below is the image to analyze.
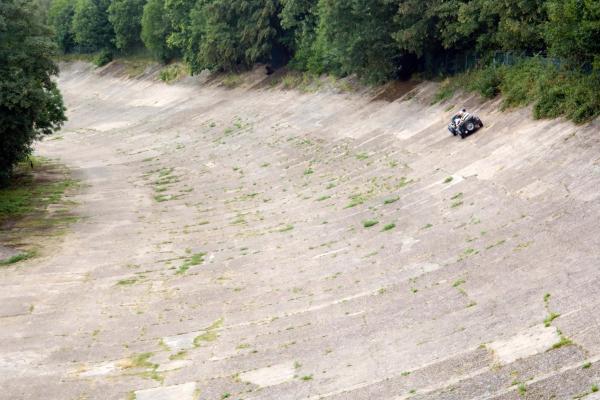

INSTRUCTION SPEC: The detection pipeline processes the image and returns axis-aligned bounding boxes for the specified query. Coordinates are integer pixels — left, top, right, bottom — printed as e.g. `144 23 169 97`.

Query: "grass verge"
433 59 599 124
0 158 78 263
0 159 76 223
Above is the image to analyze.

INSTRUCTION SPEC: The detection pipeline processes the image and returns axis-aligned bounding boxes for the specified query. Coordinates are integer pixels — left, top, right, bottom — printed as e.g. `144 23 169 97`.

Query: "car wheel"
466 122 475 132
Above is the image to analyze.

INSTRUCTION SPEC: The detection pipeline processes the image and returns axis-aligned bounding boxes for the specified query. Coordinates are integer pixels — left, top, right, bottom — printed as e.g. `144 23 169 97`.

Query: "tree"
185 0 281 73
279 0 318 69
48 0 76 53
546 0 600 66
71 0 113 52
446 0 546 54
389 0 548 75
141 0 174 61
108 0 146 52
308 0 400 82
392 0 446 57
163 0 195 54
0 0 66 184
33 0 54 22
492 0 547 53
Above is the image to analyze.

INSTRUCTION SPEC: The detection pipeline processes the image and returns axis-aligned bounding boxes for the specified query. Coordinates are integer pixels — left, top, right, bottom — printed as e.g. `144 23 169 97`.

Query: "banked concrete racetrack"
2 62 600 400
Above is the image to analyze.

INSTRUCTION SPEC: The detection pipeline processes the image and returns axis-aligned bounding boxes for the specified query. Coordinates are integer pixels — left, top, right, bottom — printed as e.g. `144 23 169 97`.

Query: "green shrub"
94 49 113 67
159 64 185 83
440 58 599 125
563 75 600 123
467 67 503 99
433 66 503 103
432 79 455 104
222 74 242 88
531 70 600 123
534 85 567 119
501 60 548 108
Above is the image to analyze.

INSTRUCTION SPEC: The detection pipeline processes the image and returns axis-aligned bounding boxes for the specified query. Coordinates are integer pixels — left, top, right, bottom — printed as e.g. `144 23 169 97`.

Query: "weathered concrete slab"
239 362 296 387
162 332 199 352
134 382 196 400
0 297 33 318
487 324 560 365
1 62 599 399
78 361 119 377
156 359 192 372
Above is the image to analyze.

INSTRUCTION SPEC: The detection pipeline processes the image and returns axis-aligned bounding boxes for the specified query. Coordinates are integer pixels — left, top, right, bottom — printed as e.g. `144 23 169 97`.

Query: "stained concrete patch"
517 179 549 199
134 382 196 400
92 120 131 132
78 361 119 377
156 359 192 372
457 145 516 180
0 297 33 318
162 332 199 352
0 351 43 373
405 262 441 275
401 237 419 253
239 361 296 387
487 324 560 365
313 246 350 259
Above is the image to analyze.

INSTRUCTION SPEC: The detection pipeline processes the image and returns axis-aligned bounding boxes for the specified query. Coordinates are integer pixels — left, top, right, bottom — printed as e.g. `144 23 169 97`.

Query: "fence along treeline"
48 0 599 121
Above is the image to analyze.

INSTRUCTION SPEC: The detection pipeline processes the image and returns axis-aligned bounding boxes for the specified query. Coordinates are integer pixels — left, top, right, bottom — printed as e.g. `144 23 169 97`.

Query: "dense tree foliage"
48 0 76 53
47 0 600 79
546 0 600 66
183 0 281 73
0 0 66 183
162 0 195 54
42 0 599 120
108 0 144 51
307 0 400 82
141 0 174 61
279 0 318 69
391 0 548 59
71 0 113 52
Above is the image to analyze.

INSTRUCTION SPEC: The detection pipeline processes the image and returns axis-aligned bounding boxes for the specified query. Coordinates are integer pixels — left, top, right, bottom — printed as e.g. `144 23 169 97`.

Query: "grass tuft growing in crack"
551 334 573 350
544 312 560 327
383 197 399 205
382 223 396 231
169 351 188 360
278 224 294 232
0 251 35 266
363 220 379 228
116 277 138 286
176 252 206 275
120 352 164 383
194 318 224 347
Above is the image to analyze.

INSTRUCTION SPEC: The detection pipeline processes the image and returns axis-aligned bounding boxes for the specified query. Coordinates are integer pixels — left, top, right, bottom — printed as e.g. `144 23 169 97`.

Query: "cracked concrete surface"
1 62 600 399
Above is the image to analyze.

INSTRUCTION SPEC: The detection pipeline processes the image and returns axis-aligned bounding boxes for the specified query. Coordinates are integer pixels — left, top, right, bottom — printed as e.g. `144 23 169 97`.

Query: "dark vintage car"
448 113 484 139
